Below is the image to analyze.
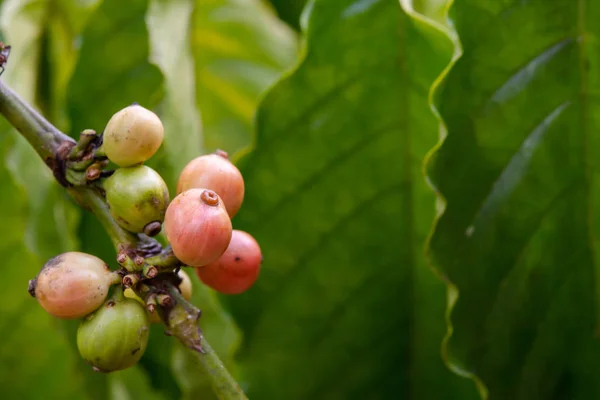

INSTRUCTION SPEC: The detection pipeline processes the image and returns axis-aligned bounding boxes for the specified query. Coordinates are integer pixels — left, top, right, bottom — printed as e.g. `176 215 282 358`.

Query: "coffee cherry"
77 288 150 372
164 188 232 267
177 150 245 218
195 230 262 294
30 252 119 319
178 269 193 301
102 104 164 167
104 165 170 235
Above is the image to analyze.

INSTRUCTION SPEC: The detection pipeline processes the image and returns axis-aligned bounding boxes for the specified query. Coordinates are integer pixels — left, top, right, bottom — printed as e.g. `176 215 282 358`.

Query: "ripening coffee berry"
102 104 164 167
30 252 119 319
164 188 232 267
77 288 150 372
104 165 170 235
195 230 262 294
177 150 245 218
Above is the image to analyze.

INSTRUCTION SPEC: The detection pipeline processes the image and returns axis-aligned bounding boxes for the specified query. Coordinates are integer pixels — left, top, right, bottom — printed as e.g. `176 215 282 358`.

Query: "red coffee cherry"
177 150 245 218
30 252 120 319
164 188 233 267
195 230 262 294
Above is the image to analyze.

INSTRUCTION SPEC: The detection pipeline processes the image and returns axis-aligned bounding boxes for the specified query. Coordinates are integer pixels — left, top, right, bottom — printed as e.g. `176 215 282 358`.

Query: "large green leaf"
108 359 168 400
37 0 101 129
225 0 477 398
67 0 164 136
190 0 298 154
412 0 449 25
267 0 307 31
1 0 81 265
0 2 94 398
426 1 600 398
147 0 202 190
0 129 85 400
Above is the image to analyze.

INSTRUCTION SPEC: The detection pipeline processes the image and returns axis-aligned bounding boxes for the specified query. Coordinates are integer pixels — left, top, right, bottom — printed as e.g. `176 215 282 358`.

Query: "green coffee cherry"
102 104 164 167
77 288 150 373
104 165 170 236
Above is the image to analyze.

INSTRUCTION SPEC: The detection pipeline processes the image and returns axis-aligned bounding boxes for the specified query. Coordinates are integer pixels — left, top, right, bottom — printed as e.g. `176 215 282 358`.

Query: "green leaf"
226 0 477 398
267 0 307 31
66 0 164 137
0 2 106 399
411 0 450 25
108 364 168 400
147 0 202 190
1 0 81 263
0 130 86 400
190 0 298 154
426 1 600 398
37 0 101 130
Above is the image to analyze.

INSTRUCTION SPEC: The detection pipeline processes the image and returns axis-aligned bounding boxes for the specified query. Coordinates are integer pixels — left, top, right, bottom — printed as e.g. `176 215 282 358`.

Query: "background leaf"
190 0 298 154
426 0 600 398
0 2 92 398
0 127 86 400
225 0 477 398
411 0 449 25
147 0 203 189
267 0 307 31
66 0 164 136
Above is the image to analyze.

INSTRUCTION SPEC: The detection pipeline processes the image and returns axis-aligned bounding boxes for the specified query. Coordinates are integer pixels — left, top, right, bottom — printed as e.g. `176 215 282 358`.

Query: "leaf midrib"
577 0 600 332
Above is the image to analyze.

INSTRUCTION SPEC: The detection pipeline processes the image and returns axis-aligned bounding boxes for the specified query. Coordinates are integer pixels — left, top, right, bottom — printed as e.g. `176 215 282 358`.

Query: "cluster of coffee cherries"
27 104 262 373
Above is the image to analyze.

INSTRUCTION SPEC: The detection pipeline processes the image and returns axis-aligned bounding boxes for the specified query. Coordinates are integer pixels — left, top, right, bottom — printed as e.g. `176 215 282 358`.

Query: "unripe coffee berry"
196 230 262 294
177 150 245 218
104 165 170 235
30 252 119 319
102 104 164 167
77 289 150 372
164 188 232 267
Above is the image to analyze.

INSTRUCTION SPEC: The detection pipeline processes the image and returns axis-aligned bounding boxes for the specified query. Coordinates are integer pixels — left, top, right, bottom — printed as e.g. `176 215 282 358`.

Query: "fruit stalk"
67 185 139 252
165 284 247 400
0 79 246 399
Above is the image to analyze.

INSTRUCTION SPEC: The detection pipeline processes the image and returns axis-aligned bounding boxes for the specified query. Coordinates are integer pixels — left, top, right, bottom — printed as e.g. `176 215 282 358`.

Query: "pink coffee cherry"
177 150 245 218
30 252 120 319
164 188 233 267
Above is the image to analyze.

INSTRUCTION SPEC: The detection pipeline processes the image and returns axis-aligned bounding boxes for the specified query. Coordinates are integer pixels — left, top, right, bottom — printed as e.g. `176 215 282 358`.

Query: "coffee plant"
2 0 598 399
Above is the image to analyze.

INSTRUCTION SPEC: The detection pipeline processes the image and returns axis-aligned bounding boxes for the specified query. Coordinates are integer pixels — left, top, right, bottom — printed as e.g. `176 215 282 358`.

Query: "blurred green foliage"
2 0 596 399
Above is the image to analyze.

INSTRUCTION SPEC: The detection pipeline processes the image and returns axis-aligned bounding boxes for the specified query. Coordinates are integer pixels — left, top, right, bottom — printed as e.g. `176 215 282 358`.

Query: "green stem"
166 286 248 400
67 186 138 252
145 246 182 269
0 81 74 160
0 79 246 400
193 336 247 400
